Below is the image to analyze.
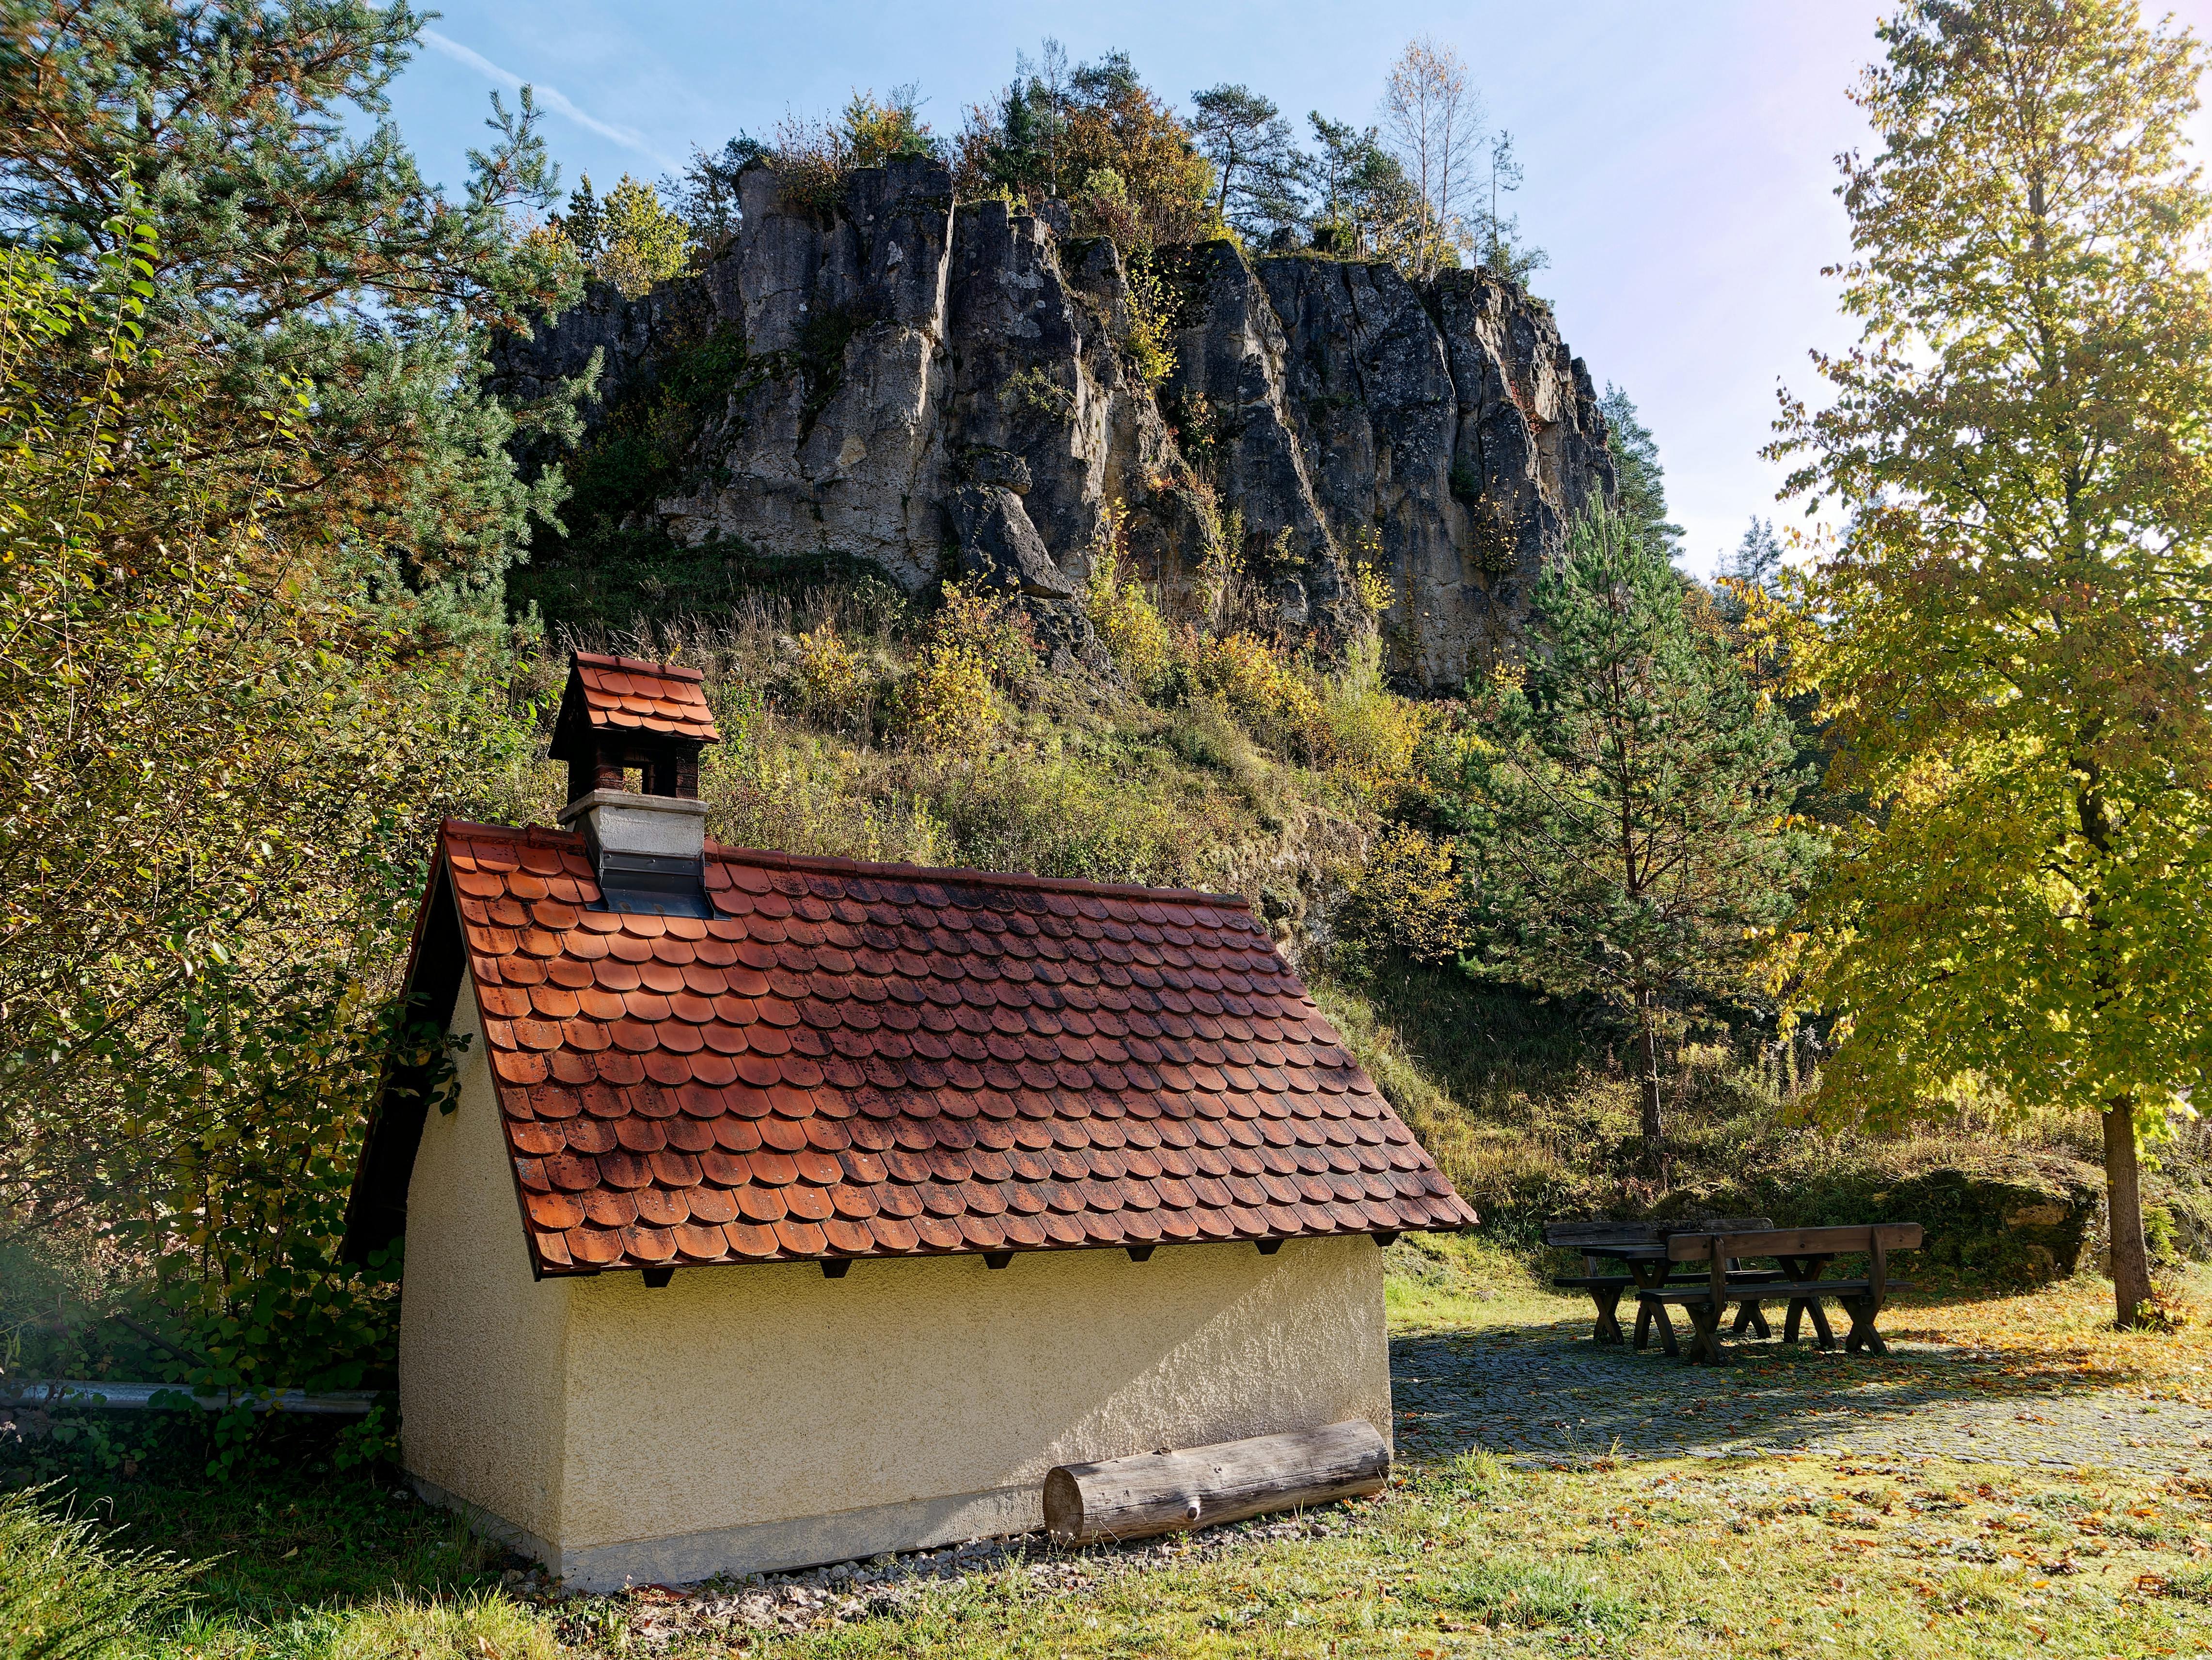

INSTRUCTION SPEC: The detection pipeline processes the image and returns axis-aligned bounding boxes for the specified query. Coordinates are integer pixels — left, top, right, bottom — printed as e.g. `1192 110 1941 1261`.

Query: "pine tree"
1597 385 1685 563
1470 131 1548 285
665 138 766 248
1452 509 1820 1168
951 47 1214 250
562 173 605 261
1190 84 1304 240
1722 518 1785 591
0 2 583 642
1301 114 1423 257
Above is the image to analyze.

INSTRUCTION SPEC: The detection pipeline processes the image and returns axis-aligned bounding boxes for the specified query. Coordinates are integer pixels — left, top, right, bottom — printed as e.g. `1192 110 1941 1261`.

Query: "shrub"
1075 165 1136 246
1124 259 1176 385
999 365 1073 424
901 643 997 753
1187 630 1331 762
842 88 937 168
773 89 936 215
1350 526 1395 614
0 1486 195 1660
1166 696 1263 783
1192 499 1247 631
1323 633 1434 805
1337 825 1470 970
593 175 691 298
930 581 1039 688
954 50 1217 248
791 625 869 730
1083 506 1176 691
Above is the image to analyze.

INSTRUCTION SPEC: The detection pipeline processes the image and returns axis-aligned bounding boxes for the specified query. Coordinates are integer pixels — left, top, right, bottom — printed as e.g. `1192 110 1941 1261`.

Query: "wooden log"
1043 1420 1390 1546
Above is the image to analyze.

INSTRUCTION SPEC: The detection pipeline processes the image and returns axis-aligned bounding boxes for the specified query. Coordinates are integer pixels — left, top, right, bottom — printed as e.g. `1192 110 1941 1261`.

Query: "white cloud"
419 28 679 171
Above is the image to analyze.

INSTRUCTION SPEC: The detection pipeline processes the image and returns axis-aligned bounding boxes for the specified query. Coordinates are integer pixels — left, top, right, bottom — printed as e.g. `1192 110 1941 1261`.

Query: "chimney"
550 652 719 918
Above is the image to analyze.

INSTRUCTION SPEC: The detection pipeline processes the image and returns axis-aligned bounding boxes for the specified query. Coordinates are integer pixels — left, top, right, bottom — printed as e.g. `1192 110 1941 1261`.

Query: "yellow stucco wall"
399 986 575 1552
400 995 1395 1589
553 1232 1390 1582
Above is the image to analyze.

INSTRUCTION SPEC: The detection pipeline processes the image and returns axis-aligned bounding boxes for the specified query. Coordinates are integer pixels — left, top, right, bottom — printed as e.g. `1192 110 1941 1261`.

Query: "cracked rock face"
498 160 1616 689
948 484 1078 599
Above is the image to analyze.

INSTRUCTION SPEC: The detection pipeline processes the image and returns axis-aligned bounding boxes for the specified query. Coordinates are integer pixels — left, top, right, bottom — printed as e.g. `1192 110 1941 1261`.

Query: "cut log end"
1043 1420 1390 1547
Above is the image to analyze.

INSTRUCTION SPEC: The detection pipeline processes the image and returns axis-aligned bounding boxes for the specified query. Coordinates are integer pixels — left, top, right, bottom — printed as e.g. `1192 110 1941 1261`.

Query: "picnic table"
1639 1224 1924 1364
1544 1218 1782 1349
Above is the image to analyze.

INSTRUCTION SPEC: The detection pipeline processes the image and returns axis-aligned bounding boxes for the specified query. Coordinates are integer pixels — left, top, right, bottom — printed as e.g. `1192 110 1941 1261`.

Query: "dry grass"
537 595 1397 901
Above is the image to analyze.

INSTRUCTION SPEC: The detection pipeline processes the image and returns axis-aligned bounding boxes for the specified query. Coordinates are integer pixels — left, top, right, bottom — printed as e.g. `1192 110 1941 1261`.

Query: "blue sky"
385 0 2212 578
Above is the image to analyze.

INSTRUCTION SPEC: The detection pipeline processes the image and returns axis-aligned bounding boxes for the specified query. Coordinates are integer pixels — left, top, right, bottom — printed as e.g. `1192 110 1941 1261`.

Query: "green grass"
81 1454 2212 1660
1 1483 194 1660
1380 1231 1565 1333
32 1265 2209 1660
95 1479 509 1618
0 1475 518 1659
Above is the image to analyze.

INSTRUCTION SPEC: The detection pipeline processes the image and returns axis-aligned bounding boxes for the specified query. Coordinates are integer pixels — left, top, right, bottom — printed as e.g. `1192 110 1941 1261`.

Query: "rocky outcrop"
947 485 1078 599
499 159 1617 689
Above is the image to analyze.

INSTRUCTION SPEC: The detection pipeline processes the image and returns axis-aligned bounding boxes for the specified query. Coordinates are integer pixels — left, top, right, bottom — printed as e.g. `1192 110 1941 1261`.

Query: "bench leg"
1732 1299 1770 1339
1805 1297 1837 1351
1633 1298 1653 1351
1642 1297 1678 1358
1591 1283 1625 1345
1842 1296 1888 1357
1784 1299 1805 1345
1688 1301 1725 1364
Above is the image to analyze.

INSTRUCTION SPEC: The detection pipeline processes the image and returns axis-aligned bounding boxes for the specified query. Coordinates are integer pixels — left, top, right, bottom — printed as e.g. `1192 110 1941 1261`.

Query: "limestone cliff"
498 157 1617 689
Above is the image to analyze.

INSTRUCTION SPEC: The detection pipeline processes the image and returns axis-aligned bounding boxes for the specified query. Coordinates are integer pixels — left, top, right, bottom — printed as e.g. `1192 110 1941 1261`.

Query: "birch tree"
1378 37 1483 279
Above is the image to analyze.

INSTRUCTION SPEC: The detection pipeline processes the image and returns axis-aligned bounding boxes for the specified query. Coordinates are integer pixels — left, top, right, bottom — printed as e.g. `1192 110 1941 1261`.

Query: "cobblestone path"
1390 1315 2212 1475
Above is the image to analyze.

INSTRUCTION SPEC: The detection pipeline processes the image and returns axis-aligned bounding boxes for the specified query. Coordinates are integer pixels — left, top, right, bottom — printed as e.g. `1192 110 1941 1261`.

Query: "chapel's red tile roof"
569 652 719 743
438 820 1476 1275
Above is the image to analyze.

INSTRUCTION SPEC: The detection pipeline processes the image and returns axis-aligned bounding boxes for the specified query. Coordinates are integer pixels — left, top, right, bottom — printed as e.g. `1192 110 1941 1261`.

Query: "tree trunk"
1635 987 1665 1173
2104 1096 2154 1328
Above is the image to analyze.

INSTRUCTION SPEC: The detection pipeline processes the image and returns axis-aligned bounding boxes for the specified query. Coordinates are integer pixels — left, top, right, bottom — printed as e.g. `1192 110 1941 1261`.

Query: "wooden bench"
1642 1224 1924 1363
1544 1217 1780 1348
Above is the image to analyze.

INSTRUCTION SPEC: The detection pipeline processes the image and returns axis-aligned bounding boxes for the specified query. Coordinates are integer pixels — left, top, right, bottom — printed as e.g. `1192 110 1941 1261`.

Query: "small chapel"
342 651 1476 1589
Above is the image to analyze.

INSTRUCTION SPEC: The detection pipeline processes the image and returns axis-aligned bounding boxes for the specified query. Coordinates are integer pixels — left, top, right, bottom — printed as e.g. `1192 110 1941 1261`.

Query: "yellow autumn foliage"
792 625 867 729
1083 504 1176 692
1187 629 1331 764
901 642 997 753
1340 826 1470 967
